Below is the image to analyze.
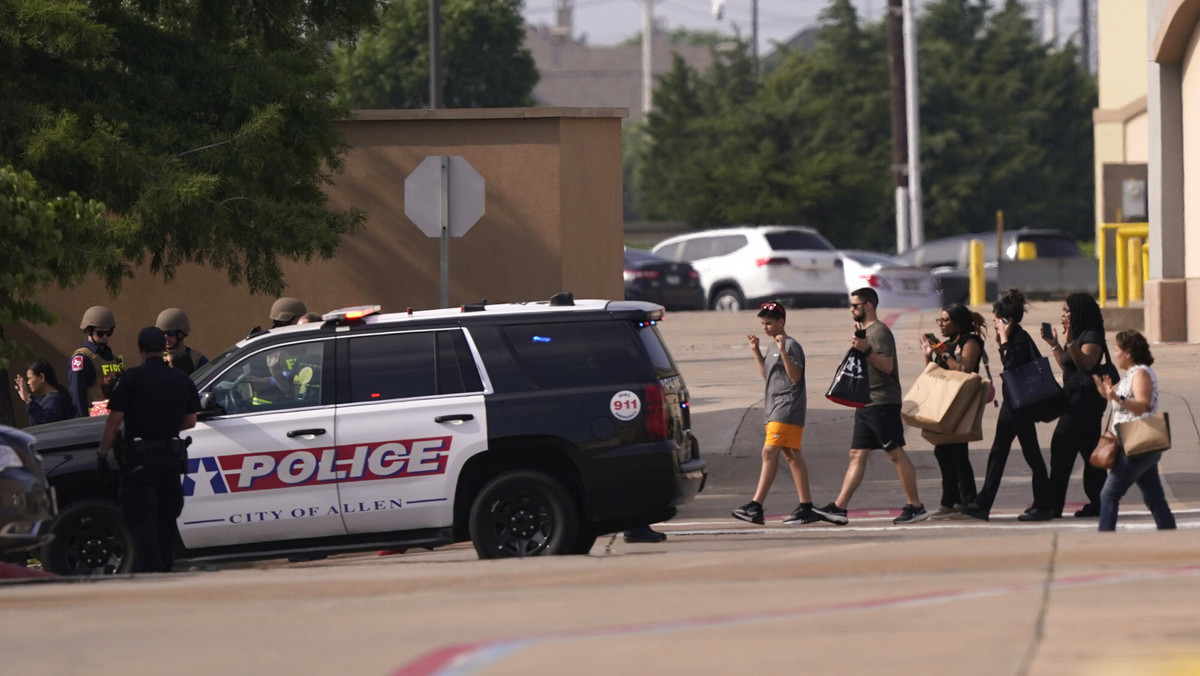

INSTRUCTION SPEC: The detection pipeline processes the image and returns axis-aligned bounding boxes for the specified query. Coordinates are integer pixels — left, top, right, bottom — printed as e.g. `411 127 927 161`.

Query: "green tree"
635 0 1096 250
335 0 538 109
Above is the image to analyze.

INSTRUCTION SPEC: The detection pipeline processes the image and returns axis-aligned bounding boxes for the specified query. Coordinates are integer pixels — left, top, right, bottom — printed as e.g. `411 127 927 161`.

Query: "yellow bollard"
969 239 985 306
1128 236 1143 301
1017 241 1037 260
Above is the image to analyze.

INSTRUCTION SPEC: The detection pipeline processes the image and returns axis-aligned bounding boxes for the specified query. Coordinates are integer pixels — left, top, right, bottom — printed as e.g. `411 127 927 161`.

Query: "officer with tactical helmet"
156 308 208 375
248 297 306 337
98 327 200 573
68 306 124 417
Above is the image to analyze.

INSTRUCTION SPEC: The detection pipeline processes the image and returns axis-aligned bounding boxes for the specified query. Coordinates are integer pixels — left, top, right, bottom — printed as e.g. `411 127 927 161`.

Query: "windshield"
765 230 835 251
192 343 241 387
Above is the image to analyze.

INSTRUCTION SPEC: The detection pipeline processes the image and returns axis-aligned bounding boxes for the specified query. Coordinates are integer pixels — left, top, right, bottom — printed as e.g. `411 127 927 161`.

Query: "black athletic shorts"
851 403 906 451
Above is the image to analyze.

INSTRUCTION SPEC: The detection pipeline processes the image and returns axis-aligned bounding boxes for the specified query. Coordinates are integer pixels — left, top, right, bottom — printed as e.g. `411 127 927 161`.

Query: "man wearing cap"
68 305 125 417
98 327 200 573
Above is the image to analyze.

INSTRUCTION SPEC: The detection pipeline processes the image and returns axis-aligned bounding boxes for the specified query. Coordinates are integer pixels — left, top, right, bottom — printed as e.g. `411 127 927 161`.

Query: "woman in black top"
921 303 985 518
1042 292 1109 517
13 359 76 426
961 289 1053 521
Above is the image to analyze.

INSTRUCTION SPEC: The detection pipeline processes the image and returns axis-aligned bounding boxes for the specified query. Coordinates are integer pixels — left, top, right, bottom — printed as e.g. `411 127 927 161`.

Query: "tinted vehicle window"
503 322 653 387
654 242 683 261
347 330 482 403
765 230 835 251
713 235 748 256
638 325 678 378
680 237 715 261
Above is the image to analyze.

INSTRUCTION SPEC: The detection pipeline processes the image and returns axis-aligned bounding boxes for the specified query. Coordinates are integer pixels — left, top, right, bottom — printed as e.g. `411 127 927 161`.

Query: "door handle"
434 414 474 423
287 428 326 438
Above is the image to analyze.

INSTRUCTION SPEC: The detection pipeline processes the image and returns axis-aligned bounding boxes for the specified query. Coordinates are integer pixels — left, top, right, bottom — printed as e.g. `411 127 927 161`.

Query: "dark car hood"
25 415 107 453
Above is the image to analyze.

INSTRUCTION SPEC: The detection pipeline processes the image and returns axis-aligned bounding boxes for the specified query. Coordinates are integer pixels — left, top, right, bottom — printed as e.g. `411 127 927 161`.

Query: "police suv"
28 295 705 574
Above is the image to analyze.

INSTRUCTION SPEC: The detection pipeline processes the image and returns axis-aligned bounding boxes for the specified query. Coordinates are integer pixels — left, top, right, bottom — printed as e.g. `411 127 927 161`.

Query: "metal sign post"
404 155 486 307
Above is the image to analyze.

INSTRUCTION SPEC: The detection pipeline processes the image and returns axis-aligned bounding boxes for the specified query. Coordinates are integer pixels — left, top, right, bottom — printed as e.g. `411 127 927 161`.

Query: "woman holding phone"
920 303 986 518
1041 292 1110 518
960 289 1053 521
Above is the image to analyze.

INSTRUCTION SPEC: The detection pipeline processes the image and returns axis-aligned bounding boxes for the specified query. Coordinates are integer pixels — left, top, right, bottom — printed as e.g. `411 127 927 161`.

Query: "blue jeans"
1098 450 1176 531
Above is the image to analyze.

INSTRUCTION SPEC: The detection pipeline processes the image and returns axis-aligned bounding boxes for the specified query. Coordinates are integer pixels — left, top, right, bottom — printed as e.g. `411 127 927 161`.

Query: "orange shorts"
765 422 804 449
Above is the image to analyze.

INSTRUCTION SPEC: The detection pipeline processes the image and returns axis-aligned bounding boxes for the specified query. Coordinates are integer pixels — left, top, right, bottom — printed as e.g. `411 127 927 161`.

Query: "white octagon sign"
403 155 485 238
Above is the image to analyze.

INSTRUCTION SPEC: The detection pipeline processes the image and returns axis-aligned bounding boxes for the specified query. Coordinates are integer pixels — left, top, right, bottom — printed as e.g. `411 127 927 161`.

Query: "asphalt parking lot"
3 303 1199 676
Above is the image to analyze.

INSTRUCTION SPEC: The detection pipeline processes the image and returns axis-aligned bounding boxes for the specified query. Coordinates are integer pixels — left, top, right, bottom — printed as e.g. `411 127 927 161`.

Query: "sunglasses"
165 330 184 338
850 302 865 309
94 329 114 338
760 302 781 311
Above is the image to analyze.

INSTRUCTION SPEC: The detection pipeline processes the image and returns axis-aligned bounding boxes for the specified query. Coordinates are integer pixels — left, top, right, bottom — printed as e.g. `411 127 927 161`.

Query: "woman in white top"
1092 330 1176 531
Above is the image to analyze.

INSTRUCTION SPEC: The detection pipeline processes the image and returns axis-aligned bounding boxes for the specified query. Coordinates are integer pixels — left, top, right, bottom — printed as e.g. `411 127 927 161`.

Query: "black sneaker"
812 502 849 525
1018 508 1054 522
782 504 819 525
958 503 990 522
623 525 668 543
1074 503 1100 518
893 503 930 525
732 501 765 525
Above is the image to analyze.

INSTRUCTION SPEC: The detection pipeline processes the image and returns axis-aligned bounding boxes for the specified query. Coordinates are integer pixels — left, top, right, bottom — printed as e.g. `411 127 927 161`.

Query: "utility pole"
751 0 759 77
1079 0 1092 72
886 0 910 253
429 0 443 108
903 0 923 248
642 0 653 113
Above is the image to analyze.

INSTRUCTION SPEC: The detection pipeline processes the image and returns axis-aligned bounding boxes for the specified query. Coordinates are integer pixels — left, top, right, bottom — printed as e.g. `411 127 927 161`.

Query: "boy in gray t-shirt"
732 302 816 526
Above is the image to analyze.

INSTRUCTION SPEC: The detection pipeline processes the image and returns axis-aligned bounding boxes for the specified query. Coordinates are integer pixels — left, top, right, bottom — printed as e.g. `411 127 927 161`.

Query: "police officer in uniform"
68 306 124 417
156 308 208 375
98 327 200 573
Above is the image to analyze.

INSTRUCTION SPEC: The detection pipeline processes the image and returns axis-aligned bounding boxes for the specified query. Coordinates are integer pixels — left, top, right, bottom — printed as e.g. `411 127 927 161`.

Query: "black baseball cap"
757 301 786 319
137 326 167 352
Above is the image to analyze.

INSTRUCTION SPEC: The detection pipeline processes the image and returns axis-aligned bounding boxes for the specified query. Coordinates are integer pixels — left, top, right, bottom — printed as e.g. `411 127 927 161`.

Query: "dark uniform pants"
118 451 184 573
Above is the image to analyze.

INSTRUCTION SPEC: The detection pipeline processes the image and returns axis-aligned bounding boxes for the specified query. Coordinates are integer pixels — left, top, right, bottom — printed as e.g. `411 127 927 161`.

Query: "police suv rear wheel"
469 471 579 559
41 499 133 576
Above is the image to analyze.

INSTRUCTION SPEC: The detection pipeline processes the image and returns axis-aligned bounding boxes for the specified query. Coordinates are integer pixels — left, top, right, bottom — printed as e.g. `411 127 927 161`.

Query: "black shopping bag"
826 348 870 408
999 355 1064 420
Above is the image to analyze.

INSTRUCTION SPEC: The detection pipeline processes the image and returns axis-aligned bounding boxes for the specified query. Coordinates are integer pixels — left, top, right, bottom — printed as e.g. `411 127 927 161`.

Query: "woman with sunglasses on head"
1041 292 1110 518
960 288 1053 522
67 305 124 417
920 303 987 519
1092 330 1175 531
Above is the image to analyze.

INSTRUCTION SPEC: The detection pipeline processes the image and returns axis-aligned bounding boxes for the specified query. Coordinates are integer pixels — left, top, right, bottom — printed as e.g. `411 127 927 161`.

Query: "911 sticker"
610 390 641 421
182 436 451 497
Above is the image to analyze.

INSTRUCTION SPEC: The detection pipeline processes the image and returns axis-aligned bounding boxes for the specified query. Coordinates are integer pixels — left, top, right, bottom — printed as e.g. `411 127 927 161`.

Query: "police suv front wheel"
469 471 580 559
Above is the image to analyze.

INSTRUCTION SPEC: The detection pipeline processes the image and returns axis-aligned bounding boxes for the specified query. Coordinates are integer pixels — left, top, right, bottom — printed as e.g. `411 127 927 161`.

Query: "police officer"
68 306 124 417
247 297 306 337
98 327 200 573
156 308 208 375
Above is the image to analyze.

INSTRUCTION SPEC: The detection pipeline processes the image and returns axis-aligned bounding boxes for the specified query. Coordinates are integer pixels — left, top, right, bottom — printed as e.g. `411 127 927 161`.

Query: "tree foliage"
636 0 1097 250
334 0 538 109
0 0 382 366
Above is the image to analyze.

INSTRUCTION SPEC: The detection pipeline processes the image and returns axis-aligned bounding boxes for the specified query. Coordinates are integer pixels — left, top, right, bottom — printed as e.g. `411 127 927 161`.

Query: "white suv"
652 226 847 311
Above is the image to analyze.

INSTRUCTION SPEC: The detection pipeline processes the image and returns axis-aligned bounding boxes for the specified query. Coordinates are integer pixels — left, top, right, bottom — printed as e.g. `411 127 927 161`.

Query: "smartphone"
924 332 939 345
1000 318 1011 325
1041 322 1053 341
854 329 867 339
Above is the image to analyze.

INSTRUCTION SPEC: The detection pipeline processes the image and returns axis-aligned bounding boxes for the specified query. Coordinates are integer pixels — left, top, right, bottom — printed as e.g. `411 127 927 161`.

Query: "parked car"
623 249 705 310
0 425 56 561
897 229 1089 304
652 226 846 311
839 250 943 310
29 296 705 575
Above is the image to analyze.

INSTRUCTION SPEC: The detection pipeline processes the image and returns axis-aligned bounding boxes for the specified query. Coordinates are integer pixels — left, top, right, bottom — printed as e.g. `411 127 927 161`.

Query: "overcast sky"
522 0 1083 56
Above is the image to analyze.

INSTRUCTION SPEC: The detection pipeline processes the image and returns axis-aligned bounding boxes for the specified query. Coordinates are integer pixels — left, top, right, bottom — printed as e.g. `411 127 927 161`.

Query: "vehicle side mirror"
198 391 225 417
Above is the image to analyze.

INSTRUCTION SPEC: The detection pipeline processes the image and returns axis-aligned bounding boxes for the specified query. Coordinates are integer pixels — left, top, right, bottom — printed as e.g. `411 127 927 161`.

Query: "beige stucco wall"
5 108 627 424
1125 112 1151 161
1094 0 1151 232
1184 25 1200 281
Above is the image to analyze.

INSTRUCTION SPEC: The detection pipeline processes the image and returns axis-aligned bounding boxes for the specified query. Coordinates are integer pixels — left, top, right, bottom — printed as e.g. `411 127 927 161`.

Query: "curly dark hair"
1065 292 1104 339
992 288 1027 323
943 303 985 337
1115 329 1154 366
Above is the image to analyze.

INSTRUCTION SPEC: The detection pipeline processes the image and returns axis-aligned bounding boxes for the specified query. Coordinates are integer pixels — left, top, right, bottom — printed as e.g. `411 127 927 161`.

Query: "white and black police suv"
28 295 705 574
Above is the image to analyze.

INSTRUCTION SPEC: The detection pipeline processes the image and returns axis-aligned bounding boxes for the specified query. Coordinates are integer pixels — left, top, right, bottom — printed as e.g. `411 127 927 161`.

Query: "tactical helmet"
80 306 116 331
155 308 191 335
269 297 306 324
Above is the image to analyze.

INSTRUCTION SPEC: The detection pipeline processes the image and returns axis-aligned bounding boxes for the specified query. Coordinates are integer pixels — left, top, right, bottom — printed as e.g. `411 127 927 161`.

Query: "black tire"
41 499 133 576
711 288 745 312
570 529 598 555
469 470 579 559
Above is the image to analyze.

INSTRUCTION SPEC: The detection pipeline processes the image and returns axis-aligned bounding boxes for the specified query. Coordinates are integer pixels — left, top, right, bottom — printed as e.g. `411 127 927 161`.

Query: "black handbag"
1000 339 1064 414
1092 343 1120 385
